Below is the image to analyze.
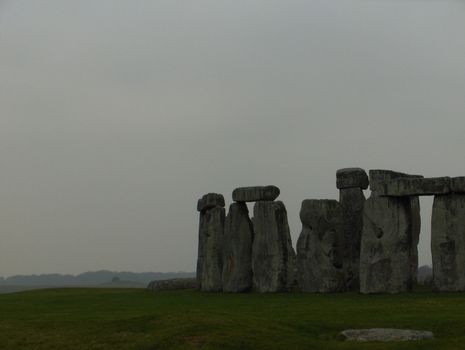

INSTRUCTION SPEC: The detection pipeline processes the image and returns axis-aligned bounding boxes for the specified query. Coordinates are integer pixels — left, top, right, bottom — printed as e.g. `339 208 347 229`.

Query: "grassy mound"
0 288 464 349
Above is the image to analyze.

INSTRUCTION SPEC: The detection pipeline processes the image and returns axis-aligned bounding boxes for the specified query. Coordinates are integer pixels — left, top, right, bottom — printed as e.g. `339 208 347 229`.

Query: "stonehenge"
197 186 295 293
196 171 465 294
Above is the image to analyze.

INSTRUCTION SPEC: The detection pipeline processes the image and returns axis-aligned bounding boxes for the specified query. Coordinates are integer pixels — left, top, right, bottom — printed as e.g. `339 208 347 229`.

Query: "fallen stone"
147 278 197 291
339 188 365 291
369 170 423 193
360 195 415 293
336 168 369 189
232 186 280 202
297 200 345 293
252 201 295 292
451 177 465 193
340 329 434 342
222 202 253 293
197 193 225 212
197 206 225 292
378 177 451 197
431 194 465 291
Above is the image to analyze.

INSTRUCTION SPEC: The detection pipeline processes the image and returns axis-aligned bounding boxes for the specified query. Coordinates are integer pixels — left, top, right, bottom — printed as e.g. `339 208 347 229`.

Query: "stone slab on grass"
340 328 434 342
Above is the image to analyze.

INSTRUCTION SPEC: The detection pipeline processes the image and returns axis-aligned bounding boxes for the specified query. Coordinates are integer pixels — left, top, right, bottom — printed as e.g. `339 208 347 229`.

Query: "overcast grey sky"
1 0 464 276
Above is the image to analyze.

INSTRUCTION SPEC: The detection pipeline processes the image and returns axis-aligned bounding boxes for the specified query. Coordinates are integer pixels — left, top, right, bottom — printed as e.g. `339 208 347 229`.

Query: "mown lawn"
0 288 464 349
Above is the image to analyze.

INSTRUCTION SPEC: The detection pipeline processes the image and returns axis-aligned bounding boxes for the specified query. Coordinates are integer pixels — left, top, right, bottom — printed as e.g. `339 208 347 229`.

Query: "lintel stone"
378 177 451 197
369 170 423 193
232 186 280 202
451 177 465 193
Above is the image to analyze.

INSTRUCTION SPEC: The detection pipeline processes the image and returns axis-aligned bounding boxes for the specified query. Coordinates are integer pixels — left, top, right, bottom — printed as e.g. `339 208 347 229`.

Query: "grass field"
1 288 465 349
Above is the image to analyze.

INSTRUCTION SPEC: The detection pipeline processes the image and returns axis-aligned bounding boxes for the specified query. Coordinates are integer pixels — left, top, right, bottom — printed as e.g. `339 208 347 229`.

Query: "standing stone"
339 188 365 291
197 193 225 292
222 203 253 293
410 197 421 284
252 201 295 292
297 200 345 292
431 194 465 291
360 195 414 293
366 169 422 290
337 167 369 291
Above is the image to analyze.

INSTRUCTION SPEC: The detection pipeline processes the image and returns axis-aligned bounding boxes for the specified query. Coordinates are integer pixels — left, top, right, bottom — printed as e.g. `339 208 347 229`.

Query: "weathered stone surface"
451 177 465 193
222 203 253 293
297 200 345 293
410 197 421 284
336 168 369 190
340 329 434 342
360 195 415 293
431 194 465 291
197 193 225 212
378 177 451 197
252 201 295 292
369 170 423 193
197 206 225 292
147 278 197 291
232 186 280 202
339 188 365 291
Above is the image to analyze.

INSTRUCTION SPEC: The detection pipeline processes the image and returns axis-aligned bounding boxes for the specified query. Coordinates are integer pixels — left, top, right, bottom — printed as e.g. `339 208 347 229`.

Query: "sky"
1 0 464 276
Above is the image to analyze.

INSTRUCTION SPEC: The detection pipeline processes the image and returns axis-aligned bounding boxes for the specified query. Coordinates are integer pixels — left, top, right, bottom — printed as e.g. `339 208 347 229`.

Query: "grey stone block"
378 177 451 197
297 200 345 293
451 177 465 193
431 194 465 291
369 170 423 193
197 193 225 212
339 188 365 291
340 329 434 342
147 278 197 291
197 206 225 292
222 203 253 293
410 197 421 284
252 201 295 292
232 186 280 202
336 168 369 189
360 195 415 294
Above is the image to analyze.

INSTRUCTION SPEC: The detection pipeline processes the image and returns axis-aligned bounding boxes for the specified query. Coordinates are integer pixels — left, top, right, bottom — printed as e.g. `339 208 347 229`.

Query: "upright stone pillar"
197 193 225 292
296 200 345 292
359 170 423 294
252 201 295 292
431 184 465 291
360 195 414 293
336 168 369 291
222 202 253 293
410 197 421 284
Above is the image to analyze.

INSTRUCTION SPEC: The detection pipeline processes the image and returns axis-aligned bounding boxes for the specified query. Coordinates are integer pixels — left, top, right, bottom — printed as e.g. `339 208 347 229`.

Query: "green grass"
1 288 465 349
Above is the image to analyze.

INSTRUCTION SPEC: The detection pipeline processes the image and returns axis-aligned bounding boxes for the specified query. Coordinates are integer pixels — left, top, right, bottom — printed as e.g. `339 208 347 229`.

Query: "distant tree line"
0 270 195 286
